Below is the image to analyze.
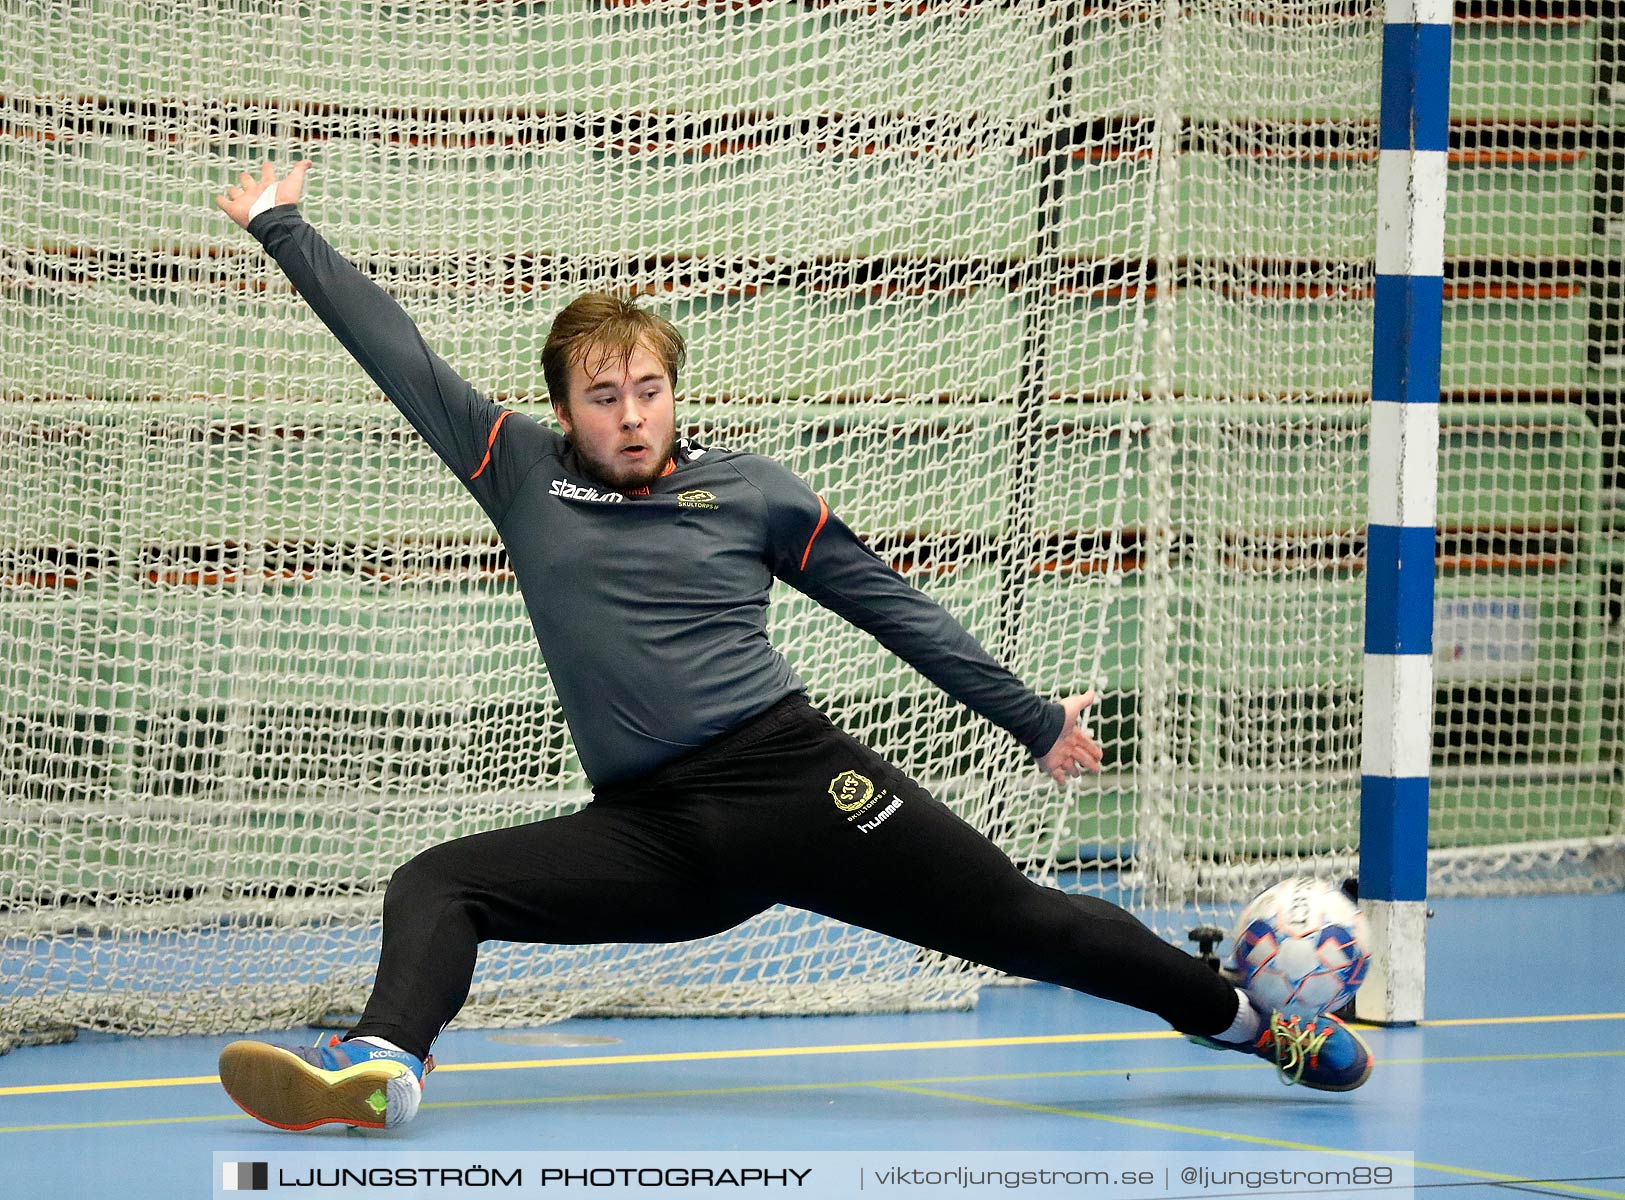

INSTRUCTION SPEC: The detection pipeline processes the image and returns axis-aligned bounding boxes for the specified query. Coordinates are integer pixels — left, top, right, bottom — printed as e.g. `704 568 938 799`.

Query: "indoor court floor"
3 891 1621 1199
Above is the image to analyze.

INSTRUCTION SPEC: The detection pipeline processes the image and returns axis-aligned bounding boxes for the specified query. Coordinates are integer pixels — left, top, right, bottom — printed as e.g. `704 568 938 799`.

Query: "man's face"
554 341 678 490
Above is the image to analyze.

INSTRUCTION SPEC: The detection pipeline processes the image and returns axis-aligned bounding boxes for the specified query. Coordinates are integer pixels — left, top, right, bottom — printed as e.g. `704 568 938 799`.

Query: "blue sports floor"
3 892 1622 1200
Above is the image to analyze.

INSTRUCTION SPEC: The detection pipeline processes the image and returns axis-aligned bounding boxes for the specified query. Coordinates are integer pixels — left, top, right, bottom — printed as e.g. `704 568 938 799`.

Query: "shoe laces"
1263 1013 1334 1086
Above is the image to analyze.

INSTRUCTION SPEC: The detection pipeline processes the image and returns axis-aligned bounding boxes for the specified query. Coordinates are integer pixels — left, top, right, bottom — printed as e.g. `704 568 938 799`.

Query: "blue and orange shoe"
1193 1010 1374 1092
218 1035 430 1130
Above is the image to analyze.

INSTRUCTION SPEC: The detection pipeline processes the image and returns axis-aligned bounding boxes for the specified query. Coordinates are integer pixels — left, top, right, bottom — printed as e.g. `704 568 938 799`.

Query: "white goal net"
1 1 1619 1049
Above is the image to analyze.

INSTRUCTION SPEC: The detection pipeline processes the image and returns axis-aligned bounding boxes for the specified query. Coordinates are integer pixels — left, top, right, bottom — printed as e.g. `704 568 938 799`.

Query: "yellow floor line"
0 1072 224 1097
1417 1013 1625 1028
2 1010 1621 1100
3 1049 1622 1137
876 1082 1625 1200
0 1062 1265 1134
0 1031 1178 1097
0 1113 249 1135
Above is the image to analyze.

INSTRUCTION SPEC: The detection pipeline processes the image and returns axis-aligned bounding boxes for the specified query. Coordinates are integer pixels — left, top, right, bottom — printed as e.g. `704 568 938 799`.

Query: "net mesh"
0 0 1619 1048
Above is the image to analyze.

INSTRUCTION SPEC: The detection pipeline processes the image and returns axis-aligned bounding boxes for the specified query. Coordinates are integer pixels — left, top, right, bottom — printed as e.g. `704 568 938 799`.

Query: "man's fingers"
1070 729 1103 760
238 170 256 189
1038 702 1109 782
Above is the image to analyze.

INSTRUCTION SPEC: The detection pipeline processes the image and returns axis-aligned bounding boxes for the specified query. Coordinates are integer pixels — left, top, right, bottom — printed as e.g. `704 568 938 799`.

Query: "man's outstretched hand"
1036 691 1104 787
215 159 312 230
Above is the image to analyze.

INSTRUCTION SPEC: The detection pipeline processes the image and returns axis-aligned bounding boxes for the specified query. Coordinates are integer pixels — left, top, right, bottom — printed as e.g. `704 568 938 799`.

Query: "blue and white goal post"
1358 0 1451 1027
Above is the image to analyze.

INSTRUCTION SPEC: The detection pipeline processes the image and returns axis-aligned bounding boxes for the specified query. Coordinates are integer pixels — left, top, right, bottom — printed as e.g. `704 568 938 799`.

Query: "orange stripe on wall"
799 495 830 571
470 410 514 480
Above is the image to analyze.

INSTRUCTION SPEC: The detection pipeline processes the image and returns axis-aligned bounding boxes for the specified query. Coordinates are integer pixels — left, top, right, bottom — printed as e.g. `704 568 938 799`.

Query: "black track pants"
350 695 1237 1059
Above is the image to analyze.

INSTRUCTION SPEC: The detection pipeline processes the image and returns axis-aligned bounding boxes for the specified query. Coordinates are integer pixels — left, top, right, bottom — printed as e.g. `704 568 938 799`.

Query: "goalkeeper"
212 161 1372 1131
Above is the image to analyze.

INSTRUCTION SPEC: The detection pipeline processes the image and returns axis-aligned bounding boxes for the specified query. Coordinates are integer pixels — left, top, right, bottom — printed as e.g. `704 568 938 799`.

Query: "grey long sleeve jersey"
248 205 1065 785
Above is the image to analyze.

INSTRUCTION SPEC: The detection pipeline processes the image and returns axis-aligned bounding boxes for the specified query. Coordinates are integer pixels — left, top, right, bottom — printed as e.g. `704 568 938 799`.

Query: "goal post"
1356 0 1451 1028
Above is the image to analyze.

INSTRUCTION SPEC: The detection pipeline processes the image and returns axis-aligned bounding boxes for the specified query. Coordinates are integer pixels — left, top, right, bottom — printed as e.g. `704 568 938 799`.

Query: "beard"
573 426 679 491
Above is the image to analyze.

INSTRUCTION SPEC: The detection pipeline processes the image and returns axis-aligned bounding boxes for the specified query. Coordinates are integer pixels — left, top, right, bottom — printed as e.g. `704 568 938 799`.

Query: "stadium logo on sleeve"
550 478 625 503
828 770 874 812
677 489 720 510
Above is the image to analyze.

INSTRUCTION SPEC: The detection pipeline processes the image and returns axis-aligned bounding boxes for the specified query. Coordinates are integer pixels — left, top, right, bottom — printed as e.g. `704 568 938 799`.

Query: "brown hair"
542 293 686 412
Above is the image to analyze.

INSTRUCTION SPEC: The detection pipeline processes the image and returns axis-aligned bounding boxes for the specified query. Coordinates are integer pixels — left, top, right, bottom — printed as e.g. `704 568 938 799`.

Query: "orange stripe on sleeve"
799 494 830 572
469 410 514 481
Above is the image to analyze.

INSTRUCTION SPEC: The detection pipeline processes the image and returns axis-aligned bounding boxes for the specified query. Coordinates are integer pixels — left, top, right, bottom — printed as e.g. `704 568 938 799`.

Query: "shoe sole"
218 1041 408 1131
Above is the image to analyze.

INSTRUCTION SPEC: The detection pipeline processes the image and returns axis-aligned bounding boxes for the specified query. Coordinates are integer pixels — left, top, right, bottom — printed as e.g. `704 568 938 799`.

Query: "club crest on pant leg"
828 770 874 812
827 769 902 831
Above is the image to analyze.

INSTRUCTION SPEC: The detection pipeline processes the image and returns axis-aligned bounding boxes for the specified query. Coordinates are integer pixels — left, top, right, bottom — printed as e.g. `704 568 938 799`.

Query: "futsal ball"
1228 877 1369 1017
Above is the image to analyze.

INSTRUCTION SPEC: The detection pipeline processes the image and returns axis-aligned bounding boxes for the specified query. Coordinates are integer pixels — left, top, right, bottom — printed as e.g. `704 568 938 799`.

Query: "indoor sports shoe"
1192 1011 1374 1091
218 1035 429 1130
